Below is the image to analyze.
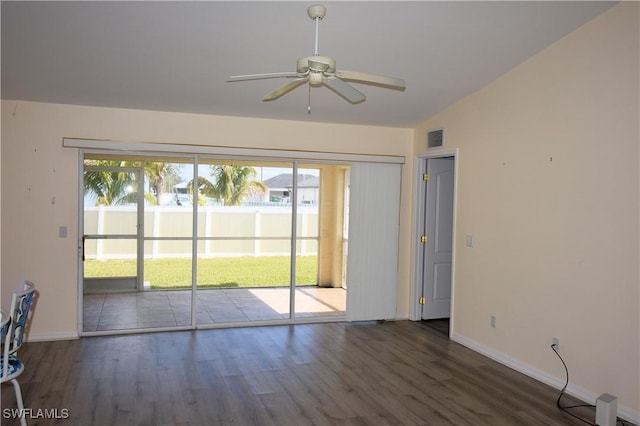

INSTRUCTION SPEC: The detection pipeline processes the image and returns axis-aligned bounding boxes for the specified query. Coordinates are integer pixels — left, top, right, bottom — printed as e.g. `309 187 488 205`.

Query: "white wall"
0 102 413 340
414 2 639 416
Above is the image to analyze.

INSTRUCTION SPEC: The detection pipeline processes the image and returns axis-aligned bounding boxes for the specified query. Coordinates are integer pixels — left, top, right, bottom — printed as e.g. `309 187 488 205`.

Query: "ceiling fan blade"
263 77 309 101
334 70 406 90
227 72 301 82
323 77 366 104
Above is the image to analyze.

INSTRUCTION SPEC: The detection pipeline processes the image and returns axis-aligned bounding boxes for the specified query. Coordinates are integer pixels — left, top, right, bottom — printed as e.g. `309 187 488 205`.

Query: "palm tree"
84 160 167 206
144 162 180 206
187 176 215 206
199 165 267 206
83 160 137 206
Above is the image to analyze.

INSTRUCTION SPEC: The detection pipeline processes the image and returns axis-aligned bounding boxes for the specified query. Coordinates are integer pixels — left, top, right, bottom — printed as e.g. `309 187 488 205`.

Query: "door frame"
409 148 459 332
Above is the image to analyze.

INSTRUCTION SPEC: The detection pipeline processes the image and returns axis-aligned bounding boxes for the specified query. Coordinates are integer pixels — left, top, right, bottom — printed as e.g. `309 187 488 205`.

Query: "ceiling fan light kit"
227 4 406 109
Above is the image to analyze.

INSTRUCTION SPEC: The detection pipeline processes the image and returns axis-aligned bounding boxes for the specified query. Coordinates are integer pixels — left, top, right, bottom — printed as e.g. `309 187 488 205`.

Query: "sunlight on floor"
249 287 346 314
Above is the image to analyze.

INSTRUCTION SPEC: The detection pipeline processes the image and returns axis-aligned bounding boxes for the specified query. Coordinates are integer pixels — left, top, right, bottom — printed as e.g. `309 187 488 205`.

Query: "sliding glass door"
294 165 346 319
82 156 196 332
82 160 142 331
141 159 195 328
195 161 294 325
81 153 347 334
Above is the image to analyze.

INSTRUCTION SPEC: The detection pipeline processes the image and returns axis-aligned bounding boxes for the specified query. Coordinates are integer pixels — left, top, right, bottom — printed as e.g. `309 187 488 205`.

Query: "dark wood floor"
421 319 450 337
2 321 602 425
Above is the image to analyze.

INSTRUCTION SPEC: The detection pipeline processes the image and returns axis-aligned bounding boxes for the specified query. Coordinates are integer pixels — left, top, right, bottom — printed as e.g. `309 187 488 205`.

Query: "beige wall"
414 2 639 414
2 0 637 418
0 101 413 339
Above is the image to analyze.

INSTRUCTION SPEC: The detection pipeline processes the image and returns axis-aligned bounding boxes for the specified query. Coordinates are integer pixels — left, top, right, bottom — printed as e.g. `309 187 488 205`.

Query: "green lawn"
84 256 318 289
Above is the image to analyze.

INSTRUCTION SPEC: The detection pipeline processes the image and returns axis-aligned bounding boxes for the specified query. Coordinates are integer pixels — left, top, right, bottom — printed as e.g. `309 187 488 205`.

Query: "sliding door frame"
70 138 405 335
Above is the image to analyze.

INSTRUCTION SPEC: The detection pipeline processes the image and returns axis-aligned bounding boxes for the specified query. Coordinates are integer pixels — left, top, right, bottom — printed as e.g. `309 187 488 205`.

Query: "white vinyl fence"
84 205 318 260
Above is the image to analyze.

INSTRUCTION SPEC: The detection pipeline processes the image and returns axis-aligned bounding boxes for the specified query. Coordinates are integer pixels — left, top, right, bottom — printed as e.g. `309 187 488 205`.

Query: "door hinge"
423 173 430 182
419 296 426 305
421 235 428 244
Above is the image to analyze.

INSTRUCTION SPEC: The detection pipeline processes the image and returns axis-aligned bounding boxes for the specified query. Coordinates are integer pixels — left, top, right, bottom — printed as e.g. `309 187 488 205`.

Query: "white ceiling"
1 1 615 128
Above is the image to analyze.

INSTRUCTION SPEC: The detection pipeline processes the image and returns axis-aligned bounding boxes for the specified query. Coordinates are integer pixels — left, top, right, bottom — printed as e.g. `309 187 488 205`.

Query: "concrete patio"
83 286 346 332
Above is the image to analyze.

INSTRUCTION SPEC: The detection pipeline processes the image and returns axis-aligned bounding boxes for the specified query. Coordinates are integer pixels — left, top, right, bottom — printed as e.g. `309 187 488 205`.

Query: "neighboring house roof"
263 174 319 189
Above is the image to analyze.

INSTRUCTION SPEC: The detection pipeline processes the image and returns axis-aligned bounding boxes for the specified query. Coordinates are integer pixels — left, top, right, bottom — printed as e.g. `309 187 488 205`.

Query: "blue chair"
1 281 36 426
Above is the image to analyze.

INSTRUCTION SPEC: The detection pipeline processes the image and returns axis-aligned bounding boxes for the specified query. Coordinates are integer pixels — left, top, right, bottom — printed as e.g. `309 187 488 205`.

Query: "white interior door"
421 157 454 320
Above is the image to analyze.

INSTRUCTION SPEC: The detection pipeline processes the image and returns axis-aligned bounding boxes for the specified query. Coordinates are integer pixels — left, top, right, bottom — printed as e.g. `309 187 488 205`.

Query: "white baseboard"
451 332 640 425
26 331 79 342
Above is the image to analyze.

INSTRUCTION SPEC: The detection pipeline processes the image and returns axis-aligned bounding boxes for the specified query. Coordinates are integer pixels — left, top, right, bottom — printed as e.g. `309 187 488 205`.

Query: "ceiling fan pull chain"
308 84 312 114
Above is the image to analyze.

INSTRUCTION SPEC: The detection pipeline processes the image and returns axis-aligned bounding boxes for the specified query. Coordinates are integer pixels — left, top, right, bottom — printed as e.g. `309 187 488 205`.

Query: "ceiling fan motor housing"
297 56 335 74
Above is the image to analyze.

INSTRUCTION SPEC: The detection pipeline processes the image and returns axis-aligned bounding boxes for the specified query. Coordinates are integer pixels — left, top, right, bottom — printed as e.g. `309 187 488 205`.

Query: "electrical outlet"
552 337 560 351
490 315 496 328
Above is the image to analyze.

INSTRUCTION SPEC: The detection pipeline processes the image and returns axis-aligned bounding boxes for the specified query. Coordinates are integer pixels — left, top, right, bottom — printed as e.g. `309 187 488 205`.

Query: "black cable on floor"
551 343 597 426
551 344 634 426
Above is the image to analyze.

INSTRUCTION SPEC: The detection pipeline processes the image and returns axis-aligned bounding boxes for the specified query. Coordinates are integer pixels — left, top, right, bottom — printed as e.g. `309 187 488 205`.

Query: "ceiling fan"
227 4 406 107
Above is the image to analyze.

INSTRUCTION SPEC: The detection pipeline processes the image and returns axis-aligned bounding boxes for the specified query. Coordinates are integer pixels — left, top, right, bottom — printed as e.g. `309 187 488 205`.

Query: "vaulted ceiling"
1 1 615 128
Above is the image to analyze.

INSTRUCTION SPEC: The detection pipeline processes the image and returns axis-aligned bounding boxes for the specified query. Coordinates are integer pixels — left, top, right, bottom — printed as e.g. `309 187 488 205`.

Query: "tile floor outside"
83 286 346 332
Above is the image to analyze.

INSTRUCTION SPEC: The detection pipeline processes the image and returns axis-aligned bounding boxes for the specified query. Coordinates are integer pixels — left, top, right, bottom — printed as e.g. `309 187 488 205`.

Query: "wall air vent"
427 129 444 149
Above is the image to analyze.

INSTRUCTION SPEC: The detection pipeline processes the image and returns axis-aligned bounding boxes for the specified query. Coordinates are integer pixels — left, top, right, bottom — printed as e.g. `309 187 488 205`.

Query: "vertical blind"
346 162 402 321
